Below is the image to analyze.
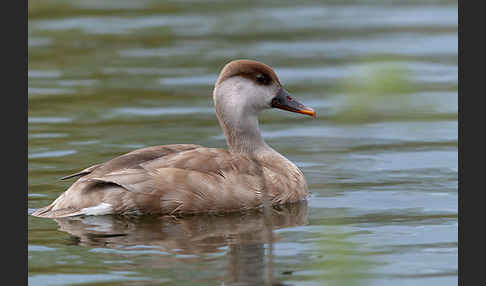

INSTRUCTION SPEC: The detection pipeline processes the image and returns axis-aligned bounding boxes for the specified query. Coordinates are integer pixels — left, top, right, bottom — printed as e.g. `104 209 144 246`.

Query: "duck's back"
32 144 308 218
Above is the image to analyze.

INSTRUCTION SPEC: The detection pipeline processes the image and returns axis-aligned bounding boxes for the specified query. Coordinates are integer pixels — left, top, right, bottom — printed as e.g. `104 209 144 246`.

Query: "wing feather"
59 164 102 181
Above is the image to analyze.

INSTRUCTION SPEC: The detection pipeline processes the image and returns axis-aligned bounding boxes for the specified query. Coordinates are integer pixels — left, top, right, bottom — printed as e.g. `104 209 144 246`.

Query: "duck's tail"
31 205 85 218
31 194 85 218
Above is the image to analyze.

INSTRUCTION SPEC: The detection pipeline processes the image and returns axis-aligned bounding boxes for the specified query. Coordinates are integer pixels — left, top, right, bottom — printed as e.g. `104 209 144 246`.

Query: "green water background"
28 1 458 285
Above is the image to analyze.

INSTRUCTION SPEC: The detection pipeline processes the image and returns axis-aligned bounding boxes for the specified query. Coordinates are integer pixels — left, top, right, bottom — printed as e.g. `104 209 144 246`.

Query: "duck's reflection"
54 201 308 286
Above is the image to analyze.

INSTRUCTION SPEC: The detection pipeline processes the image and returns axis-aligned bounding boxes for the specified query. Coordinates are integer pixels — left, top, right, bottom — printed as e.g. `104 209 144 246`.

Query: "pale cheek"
215 77 274 110
263 88 278 108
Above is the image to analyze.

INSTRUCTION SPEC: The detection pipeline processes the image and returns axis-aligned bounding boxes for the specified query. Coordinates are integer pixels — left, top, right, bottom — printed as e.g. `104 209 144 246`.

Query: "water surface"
28 0 458 285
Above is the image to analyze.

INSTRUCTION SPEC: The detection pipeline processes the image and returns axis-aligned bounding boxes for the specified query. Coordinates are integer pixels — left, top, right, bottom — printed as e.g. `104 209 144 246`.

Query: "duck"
32 59 316 218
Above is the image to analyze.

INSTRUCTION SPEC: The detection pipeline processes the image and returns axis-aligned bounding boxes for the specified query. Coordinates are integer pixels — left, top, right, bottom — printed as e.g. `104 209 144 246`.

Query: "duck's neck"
216 107 270 154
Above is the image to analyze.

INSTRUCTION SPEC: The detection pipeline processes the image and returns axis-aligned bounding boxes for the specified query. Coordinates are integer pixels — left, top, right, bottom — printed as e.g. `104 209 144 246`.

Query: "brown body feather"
32 144 307 218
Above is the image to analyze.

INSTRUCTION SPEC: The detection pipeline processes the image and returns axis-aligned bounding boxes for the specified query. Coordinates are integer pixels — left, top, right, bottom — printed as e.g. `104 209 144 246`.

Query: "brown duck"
32 60 316 218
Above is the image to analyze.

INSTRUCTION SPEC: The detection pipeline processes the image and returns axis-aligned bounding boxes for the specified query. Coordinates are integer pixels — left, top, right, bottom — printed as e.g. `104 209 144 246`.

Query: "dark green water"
28 1 458 285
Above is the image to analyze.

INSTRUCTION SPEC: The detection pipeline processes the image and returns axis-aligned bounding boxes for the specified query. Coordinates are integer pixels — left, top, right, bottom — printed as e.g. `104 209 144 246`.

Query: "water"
28 0 458 285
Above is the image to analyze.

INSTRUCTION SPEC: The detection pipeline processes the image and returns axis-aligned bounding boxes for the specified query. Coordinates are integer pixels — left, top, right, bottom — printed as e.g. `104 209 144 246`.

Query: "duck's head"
212 59 315 153
213 59 316 119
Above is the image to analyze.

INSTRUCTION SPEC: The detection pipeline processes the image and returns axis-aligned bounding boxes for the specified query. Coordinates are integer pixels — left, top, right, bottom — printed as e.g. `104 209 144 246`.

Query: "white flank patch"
80 203 113 216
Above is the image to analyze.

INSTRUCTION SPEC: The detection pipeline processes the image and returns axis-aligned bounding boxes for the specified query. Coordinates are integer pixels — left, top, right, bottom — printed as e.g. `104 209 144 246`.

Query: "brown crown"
216 59 281 86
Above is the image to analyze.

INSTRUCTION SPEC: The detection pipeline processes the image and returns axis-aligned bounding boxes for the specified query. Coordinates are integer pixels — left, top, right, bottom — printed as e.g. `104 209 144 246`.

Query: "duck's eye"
256 73 271 85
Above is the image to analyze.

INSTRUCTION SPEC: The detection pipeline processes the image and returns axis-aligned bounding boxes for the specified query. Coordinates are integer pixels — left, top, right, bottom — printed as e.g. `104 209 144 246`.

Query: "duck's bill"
271 88 316 118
